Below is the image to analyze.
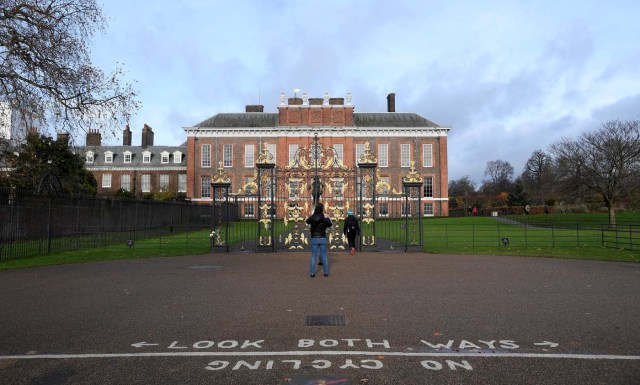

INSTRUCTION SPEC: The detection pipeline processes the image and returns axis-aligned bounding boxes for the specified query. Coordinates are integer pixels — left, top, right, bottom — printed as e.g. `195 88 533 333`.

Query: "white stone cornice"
86 166 187 172
184 126 450 138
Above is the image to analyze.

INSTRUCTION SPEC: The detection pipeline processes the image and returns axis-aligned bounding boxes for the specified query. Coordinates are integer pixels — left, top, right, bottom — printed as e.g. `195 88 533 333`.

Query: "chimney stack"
56 131 70 145
387 93 396 112
123 124 132 146
86 129 101 146
141 124 154 148
245 105 264 112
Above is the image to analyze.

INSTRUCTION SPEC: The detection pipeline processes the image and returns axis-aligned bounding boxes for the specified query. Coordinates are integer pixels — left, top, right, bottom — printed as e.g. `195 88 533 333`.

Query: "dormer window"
173 151 182 164
142 151 151 164
86 151 94 163
123 151 132 164
104 151 113 163
160 151 170 164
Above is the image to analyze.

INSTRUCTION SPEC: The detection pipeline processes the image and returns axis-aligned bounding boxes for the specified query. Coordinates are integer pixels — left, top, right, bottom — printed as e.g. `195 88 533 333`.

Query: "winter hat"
347 209 353 216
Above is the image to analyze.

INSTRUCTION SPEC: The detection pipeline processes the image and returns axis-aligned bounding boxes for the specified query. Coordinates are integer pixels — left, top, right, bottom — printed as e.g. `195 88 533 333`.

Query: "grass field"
1 214 638 270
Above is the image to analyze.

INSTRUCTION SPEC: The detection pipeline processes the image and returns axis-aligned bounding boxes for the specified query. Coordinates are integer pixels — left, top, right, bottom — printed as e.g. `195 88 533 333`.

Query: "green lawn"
1 214 638 270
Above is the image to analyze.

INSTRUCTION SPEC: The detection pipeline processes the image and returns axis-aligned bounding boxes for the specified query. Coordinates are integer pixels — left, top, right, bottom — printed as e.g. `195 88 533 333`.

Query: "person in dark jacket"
305 202 332 277
343 209 360 255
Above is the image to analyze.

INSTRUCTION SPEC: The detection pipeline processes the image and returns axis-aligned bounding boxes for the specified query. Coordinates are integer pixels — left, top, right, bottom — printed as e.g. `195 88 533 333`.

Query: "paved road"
0 252 639 384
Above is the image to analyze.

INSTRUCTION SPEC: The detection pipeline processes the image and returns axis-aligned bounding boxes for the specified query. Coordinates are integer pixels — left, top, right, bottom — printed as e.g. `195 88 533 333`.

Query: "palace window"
424 203 434 216
400 144 410 167
422 144 433 167
173 151 182 164
378 144 388 167
104 151 113 163
123 151 132 163
178 174 187 192
121 175 131 191
102 173 112 188
288 144 298 166
141 175 151 192
161 151 170 164
159 174 169 191
223 144 233 167
245 144 255 168
201 176 210 198
244 203 255 218
423 176 433 198
201 144 211 168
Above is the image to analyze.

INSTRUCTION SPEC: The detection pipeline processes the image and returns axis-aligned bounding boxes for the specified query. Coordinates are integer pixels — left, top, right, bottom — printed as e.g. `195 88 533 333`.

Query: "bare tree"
1 0 138 140
481 159 513 195
550 120 640 227
520 149 556 204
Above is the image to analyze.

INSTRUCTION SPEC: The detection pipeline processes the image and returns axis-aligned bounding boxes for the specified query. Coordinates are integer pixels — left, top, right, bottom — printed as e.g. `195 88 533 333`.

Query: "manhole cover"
185 265 223 270
305 315 346 326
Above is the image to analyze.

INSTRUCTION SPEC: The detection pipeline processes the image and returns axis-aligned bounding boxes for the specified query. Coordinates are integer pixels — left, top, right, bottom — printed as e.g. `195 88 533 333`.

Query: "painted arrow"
131 342 160 348
534 341 559 348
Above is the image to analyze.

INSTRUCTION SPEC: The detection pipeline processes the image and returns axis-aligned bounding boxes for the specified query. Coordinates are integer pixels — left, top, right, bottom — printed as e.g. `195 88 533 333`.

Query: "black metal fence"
0 190 211 261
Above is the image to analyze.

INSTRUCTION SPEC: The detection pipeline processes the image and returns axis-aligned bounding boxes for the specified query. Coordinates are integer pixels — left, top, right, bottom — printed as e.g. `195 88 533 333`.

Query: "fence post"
576 223 580 247
600 222 604 247
47 196 53 254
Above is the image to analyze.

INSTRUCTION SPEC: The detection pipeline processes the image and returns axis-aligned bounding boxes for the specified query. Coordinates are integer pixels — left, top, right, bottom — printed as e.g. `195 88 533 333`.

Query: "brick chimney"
86 129 101 146
56 131 70 145
123 124 132 146
141 124 154 148
245 105 264 112
387 93 396 112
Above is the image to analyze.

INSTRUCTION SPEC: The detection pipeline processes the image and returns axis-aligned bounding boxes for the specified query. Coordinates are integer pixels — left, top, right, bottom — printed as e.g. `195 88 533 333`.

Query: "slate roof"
192 112 442 128
81 145 187 168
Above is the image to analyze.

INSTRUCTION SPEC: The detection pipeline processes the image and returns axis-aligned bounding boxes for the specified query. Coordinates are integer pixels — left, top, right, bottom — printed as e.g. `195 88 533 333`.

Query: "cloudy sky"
91 0 640 184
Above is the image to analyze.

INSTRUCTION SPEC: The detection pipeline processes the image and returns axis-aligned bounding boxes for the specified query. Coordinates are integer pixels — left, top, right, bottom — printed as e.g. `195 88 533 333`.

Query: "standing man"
306 202 332 277
343 209 360 255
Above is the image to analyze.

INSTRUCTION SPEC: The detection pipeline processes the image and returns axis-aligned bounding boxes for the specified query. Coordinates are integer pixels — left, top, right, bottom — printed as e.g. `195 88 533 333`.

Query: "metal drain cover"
186 265 222 270
305 315 346 326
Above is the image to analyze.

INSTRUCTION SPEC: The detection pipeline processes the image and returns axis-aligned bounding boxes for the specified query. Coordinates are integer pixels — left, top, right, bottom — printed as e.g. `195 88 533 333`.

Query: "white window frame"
355 143 365 164
266 144 276 165
401 144 411 168
223 144 233 167
159 174 169 191
201 176 211 198
244 203 255 218
123 151 132 164
121 174 131 191
104 151 113 164
422 143 433 167
423 176 433 198
85 151 94 163
201 144 211 168
333 143 344 164
178 174 187 192
378 144 388 167
288 144 298 166
424 203 434 217
379 203 389 217
142 151 151 164
102 173 112 188
141 174 151 192
173 151 182 164
245 144 255 168
160 151 170 164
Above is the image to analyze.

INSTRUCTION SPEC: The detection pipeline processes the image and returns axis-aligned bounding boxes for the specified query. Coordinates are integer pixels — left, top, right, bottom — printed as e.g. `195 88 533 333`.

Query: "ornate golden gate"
212 136 424 252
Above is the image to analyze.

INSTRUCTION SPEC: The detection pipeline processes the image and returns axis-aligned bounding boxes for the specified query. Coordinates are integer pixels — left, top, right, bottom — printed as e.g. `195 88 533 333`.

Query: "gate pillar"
402 161 423 251
357 142 378 251
211 162 231 252
256 144 276 252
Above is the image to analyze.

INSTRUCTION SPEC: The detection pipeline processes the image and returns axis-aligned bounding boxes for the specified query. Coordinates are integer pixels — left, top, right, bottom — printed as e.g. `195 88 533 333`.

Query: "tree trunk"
607 200 617 229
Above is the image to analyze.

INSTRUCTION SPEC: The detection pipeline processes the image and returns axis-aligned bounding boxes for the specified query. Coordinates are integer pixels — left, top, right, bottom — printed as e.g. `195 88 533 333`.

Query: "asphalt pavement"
0 251 639 384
